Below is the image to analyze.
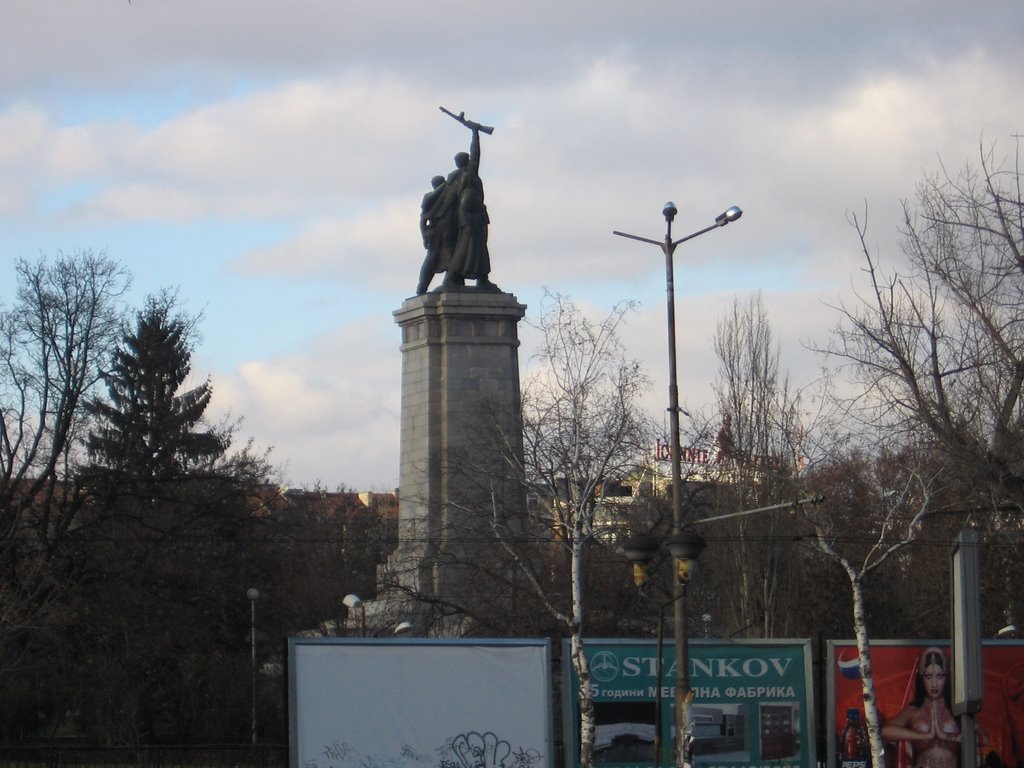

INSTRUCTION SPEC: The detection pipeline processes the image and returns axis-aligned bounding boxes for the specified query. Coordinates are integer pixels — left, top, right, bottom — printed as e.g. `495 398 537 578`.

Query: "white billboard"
289 638 553 768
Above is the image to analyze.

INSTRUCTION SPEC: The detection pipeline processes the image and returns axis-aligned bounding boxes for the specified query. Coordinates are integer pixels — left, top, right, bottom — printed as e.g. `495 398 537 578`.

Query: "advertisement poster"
289 638 553 768
563 639 815 768
828 640 1024 768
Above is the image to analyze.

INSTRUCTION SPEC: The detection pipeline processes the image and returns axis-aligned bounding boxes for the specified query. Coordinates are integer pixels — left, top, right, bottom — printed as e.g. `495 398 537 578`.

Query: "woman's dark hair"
911 648 952 708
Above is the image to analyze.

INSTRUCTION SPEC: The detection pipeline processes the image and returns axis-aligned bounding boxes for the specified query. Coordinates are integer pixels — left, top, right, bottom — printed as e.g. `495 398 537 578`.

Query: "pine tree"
88 293 224 481
68 294 274 743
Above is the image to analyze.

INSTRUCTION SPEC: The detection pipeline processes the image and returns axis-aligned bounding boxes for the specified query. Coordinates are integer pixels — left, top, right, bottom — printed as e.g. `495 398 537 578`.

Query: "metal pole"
655 602 666 768
679 583 692 768
250 597 257 744
250 602 258 745
661 222 683 544
614 204 742 768
952 529 983 768
654 592 686 768
661 222 689 768
247 588 259 744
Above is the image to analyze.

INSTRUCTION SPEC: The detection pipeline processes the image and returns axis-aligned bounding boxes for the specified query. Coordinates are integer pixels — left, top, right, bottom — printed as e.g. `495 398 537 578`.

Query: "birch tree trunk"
572 541 596 768
848 570 886 767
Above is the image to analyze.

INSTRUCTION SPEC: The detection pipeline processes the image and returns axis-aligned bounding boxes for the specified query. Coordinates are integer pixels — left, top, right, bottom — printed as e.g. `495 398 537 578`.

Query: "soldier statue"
416 108 500 294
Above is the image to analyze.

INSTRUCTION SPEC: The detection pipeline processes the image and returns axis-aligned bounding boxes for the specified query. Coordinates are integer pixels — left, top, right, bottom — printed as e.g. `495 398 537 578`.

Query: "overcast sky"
2 1 1021 490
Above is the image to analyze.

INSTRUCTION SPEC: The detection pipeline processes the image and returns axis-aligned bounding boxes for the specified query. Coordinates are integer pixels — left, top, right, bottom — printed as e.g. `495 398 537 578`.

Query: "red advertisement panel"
829 641 1024 768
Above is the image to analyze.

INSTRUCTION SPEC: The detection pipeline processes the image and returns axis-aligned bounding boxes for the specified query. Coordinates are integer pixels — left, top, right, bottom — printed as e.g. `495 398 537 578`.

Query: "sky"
2 1 1022 491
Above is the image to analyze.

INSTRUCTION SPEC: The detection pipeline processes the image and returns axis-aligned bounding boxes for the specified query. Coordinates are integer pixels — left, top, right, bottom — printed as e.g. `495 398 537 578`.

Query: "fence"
0 745 288 768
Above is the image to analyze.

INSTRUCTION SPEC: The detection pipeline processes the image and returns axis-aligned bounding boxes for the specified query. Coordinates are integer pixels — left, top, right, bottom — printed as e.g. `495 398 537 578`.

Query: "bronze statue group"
416 110 499 295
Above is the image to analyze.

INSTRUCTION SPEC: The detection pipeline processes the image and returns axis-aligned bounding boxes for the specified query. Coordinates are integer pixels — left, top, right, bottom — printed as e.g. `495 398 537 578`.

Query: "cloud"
206 316 401 489
230 196 424 285
2 1 1023 488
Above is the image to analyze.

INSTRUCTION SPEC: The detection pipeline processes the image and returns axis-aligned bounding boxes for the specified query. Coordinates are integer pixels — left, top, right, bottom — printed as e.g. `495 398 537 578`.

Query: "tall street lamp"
246 587 260 744
614 202 742 768
623 531 707 768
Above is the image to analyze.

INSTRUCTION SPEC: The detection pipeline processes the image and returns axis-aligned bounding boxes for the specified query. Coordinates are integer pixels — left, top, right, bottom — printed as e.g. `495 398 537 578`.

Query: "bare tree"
800 447 948 768
487 292 655 768
828 141 1024 491
801 138 1024 768
704 293 809 637
824 139 1024 624
0 252 129 655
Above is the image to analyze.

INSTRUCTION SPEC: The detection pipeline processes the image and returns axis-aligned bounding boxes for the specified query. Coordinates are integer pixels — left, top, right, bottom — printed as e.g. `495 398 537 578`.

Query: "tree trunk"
850 573 886 768
572 538 596 768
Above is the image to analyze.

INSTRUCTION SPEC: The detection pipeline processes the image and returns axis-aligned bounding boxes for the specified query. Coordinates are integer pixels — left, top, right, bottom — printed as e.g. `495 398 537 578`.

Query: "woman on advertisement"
881 647 961 768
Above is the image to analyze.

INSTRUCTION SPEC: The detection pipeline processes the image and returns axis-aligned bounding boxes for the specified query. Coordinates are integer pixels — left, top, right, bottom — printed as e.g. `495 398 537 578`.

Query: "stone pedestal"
388 288 526 603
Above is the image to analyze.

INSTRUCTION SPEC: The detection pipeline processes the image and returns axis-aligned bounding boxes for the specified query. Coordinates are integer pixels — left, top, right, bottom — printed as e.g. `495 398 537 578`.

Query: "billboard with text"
563 639 815 768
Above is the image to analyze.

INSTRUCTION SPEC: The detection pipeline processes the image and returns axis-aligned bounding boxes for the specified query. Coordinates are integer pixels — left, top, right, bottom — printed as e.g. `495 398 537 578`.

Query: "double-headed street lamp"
613 202 742 544
623 532 707 768
614 202 742 768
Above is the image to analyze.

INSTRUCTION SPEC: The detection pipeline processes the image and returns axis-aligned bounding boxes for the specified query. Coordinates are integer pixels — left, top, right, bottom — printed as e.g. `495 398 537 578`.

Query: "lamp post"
613 202 742 544
246 587 260 744
343 593 366 637
623 532 707 768
614 203 740 768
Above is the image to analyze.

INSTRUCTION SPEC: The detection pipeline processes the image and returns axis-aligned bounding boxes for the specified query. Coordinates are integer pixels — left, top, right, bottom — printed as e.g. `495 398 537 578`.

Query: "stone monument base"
383 287 526 626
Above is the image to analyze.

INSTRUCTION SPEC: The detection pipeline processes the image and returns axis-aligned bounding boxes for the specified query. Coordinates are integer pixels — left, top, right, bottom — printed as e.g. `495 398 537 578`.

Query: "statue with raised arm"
415 108 500 294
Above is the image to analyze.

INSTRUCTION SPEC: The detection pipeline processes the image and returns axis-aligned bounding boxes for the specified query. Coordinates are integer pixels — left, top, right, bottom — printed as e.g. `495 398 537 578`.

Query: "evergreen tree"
65 293 270 743
88 293 224 480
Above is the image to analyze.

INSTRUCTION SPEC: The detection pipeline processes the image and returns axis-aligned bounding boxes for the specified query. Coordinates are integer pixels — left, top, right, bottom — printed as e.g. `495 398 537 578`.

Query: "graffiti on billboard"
289 639 552 768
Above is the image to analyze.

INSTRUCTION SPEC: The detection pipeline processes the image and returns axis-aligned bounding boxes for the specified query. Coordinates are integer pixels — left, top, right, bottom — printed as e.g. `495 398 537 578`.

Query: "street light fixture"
343 593 366 637
623 531 706 768
623 534 661 587
393 621 414 636
614 202 741 768
246 587 260 744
